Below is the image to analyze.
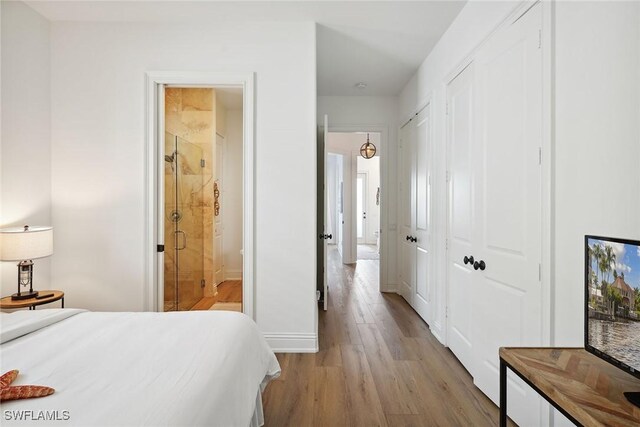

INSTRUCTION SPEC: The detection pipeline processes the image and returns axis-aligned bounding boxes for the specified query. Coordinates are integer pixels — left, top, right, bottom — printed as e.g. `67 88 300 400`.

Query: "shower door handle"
175 230 186 250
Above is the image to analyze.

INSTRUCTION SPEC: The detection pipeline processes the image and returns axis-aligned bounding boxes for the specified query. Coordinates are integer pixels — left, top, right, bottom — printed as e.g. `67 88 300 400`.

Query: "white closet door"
398 121 415 302
412 106 432 322
471 4 543 425
446 64 475 373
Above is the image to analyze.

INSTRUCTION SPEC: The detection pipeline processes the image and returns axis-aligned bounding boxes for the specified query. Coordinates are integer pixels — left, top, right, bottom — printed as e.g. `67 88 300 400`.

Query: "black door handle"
464 255 474 265
319 233 324 240
411 237 417 243
406 235 411 241
327 234 332 239
473 260 486 271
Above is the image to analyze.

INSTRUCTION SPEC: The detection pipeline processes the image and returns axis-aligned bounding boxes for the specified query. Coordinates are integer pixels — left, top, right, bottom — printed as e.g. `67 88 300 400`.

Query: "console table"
499 347 640 426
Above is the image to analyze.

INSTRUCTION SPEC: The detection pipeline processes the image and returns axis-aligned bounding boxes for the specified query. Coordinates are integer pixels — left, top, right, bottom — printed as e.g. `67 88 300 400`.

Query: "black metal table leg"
62 297 64 308
500 358 507 427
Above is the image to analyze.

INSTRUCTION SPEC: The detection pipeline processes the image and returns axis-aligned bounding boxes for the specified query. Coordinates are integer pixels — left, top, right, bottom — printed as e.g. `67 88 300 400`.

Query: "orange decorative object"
0 370 55 402
0 370 18 388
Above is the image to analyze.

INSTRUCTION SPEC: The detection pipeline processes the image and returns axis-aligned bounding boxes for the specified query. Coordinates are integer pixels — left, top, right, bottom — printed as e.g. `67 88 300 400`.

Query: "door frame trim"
144 71 255 318
327 125 390 293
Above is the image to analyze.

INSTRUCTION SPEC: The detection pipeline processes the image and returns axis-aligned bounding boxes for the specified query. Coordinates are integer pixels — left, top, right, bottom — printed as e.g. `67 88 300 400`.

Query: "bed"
0 309 281 426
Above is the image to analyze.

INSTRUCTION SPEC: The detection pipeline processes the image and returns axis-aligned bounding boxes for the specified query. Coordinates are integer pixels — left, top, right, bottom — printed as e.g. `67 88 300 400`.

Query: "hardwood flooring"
190 296 217 311
262 248 510 426
190 280 243 310
216 280 242 302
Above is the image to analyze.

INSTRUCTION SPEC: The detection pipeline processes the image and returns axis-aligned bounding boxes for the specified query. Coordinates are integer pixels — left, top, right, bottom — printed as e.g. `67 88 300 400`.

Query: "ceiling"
25 1 466 96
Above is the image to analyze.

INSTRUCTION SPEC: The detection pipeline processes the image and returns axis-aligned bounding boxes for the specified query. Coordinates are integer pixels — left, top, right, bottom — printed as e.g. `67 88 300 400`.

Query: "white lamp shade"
0 226 53 261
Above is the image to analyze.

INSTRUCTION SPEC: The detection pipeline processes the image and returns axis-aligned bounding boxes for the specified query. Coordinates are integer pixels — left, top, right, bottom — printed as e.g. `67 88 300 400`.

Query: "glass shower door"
164 132 205 311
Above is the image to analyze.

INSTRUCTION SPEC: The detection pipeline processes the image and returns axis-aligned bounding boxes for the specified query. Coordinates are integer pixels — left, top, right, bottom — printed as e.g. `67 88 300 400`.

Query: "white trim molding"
264 332 319 353
224 270 243 281
144 71 256 319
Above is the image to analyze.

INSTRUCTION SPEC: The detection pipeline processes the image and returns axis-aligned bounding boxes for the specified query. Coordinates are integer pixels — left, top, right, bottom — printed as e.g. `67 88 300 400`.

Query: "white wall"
222 109 243 280
553 5 640 423
357 155 380 246
318 96 397 289
49 20 317 351
553 0 640 342
0 1 51 296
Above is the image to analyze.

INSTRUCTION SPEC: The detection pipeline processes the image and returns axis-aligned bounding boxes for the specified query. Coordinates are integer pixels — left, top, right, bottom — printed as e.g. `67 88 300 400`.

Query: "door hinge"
445 102 449 115
538 264 542 282
446 306 449 318
538 147 542 165
446 170 450 182
201 279 206 288
445 238 448 250
538 29 542 49
201 159 205 168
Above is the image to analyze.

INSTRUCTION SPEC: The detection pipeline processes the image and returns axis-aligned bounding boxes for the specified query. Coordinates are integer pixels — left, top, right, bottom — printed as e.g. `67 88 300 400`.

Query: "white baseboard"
381 283 397 293
223 270 242 281
431 322 446 346
264 332 318 353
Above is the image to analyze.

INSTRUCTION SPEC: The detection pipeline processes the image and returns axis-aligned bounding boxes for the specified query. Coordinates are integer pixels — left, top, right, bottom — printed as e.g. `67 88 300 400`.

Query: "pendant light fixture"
360 133 377 159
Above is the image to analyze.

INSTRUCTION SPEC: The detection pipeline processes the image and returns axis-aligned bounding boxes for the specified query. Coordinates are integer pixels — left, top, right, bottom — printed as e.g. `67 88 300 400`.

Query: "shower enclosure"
164 132 205 311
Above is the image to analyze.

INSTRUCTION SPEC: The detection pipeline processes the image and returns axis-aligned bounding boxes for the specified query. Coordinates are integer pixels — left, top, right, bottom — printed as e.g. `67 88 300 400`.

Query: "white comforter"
0 309 280 426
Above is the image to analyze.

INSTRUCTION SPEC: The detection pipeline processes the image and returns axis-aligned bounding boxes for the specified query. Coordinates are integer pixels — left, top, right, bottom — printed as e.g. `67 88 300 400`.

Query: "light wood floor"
262 248 510 426
190 280 243 310
216 280 242 303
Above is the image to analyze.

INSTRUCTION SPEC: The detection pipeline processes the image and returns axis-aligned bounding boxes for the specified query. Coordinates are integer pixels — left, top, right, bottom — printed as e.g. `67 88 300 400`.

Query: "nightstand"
0 290 64 310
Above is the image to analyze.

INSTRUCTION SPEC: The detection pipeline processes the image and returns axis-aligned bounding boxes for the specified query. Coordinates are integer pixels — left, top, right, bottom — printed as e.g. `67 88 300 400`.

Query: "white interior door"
471 4 543 425
412 106 432 322
214 134 224 285
356 173 367 244
398 121 415 303
446 64 475 372
323 116 328 310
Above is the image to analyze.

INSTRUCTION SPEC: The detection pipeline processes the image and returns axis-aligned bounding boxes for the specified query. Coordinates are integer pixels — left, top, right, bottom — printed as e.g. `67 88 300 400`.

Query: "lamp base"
11 291 39 301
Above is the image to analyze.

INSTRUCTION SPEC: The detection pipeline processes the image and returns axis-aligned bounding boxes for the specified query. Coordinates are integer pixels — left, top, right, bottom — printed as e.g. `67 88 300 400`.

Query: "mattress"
0 309 280 426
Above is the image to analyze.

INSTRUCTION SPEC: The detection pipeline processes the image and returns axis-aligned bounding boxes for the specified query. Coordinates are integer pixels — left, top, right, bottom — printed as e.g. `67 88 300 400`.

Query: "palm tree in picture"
592 243 605 303
604 245 616 286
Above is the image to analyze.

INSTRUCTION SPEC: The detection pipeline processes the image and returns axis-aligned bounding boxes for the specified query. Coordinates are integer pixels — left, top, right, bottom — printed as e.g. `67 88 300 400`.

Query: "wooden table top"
500 347 640 427
0 290 64 309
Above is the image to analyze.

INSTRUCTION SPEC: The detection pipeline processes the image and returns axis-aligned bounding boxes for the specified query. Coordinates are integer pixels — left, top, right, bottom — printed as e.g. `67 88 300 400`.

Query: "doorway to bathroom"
160 84 245 313
145 72 255 317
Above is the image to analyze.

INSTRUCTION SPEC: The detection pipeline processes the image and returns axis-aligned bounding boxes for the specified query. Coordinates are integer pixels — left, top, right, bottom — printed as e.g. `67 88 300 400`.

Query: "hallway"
262 248 508 426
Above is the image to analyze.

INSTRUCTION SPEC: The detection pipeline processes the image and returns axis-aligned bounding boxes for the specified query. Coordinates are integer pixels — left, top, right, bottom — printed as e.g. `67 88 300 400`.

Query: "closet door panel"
446 64 475 373
471 4 543 426
398 123 415 302
413 107 432 321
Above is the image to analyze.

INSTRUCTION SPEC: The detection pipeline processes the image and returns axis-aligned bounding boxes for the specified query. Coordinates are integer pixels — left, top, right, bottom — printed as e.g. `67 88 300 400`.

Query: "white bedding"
0 309 280 426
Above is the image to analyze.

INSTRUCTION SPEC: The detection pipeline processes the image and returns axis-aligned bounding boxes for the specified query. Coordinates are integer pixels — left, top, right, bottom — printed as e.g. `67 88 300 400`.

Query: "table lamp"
0 225 53 300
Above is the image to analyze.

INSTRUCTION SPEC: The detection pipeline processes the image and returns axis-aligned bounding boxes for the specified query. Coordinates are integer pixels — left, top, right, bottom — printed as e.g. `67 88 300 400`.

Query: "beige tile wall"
164 88 217 311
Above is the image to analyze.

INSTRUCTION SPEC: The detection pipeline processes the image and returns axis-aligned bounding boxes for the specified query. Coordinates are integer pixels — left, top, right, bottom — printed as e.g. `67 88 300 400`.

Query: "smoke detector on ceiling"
355 82 367 89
